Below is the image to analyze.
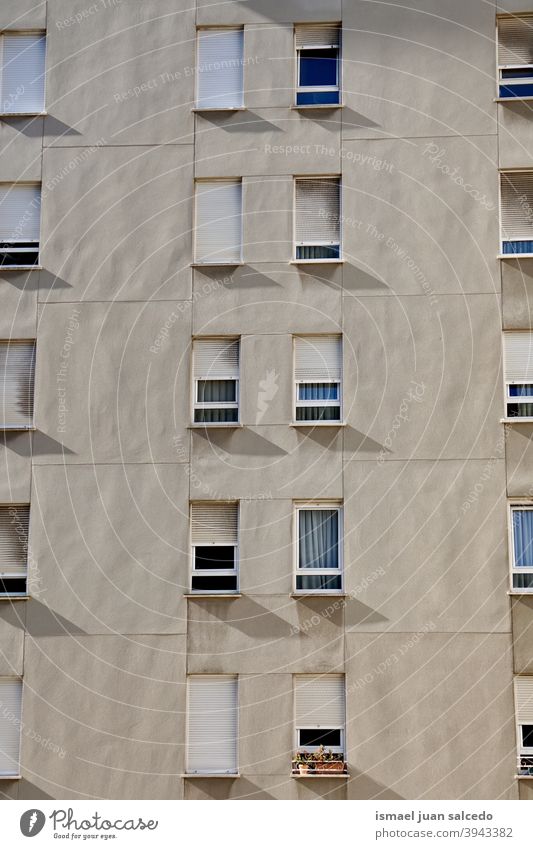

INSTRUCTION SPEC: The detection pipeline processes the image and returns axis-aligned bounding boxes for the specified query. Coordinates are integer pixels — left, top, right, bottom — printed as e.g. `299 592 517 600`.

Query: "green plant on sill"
312 745 342 763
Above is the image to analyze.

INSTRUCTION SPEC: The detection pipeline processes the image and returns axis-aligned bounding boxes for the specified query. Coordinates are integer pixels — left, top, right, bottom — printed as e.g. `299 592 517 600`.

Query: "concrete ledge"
184 594 242 599
0 266 42 271
291 104 344 110
188 423 243 429
0 112 47 117
290 422 345 428
501 418 533 424
291 773 349 779
289 259 344 265
290 592 346 599
192 107 245 112
191 262 244 267
182 773 240 778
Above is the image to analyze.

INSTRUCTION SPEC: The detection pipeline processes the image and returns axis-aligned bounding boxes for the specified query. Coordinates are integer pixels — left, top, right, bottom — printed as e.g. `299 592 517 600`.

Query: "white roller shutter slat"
0 184 40 242
295 25 340 48
515 677 533 723
187 676 238 774
295 675 345 727
197 28 243 108
501 173 533 242
195 180 242 263
0 679 22 775
295 336 341 381
0 506 29 575
0 341 35 427
193 339 239 379
504 332 533 382
1 33 46 113
498 16 533 66
191 503 238 545
295 178 340 244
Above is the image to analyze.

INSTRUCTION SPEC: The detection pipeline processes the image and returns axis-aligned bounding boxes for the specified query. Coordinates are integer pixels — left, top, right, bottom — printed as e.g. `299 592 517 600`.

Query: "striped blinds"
0 679 22 775
1 33 46 113
295 178 340 244
191 503 238 545
294 674 345 727
197 28 244 108
0 341 36 428
193 339 239 379
195 180 242 263
0 506 29 575
187 676 238 774
294 335 341 381
498 16 533 66
295 26 340 48
516 677 533 723
0 184 40 242
503 332 533 382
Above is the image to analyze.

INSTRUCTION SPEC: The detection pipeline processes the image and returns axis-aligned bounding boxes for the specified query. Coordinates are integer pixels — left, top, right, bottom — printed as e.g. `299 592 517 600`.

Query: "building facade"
0 0 532 800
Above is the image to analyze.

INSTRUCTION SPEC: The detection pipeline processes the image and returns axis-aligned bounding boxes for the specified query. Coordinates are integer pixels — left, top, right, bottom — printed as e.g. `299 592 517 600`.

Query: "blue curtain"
514 510 533 567
299 510 338 569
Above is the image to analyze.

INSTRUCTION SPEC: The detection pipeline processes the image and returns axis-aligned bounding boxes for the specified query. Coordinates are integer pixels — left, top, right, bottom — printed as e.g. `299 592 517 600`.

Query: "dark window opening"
298 728 341 747
194 546 235 570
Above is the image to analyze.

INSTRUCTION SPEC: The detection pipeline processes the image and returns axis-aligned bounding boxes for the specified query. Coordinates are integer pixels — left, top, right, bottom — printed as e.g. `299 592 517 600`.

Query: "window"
186 676 238 775
510 505 533 592
293 674 346 774
0 183 40 267
294 177 341 261
196 28 244 109
515 677 533 775
294 335 342 423
0 505 29 597
0 32 46 114
500 172 533 256
191 502 239 594
497 15 533 98
295 25 341 105
295 502 343 593
503 332 533 418
193 338 239 424
0 678 22 776
195 180 242 264
0 340 35 429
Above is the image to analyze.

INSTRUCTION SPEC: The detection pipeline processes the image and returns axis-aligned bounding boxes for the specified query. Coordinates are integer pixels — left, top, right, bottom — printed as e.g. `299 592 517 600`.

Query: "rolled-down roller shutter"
294 336 341 382
0 505 29 575
0 341 36 428
187 676 238 774
195 180 242 263
295 674 345 727
0 184 40 242
191 503 238 545
197 28 244 108
503 332 533 382
295 25 340 49
193 339 239 379
1 33 46 113
295 178 340 245
500 172 533 245
498 16 533 66
515 677 533 724
0 679 22 775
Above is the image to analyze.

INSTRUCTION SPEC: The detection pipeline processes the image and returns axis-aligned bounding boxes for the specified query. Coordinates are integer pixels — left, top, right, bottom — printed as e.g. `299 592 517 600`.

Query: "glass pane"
298 383 339 401
297 90 341 105
513 511 533 567
507 403 533 417
502 241 533 255
194 407 239 423
513 572 533 589
191 574 238 592
299 510 339 570
0 577 26 595
299 49 338 87
194 546 235 570
296 405 341 422
501 69 533 79
296 573 342 591
296 244 340 260
298 728 341 747
509 384 533 397
523 725 533 747
197 379 236 403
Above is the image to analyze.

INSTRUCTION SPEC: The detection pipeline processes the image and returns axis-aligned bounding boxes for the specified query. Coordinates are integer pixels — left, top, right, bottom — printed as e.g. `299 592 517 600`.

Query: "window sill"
290 421 345 428
192 107 246 112
508 590 533 595
495 97 533 103
0 596 28 601
0 265 42 271
182 773 240 778
0 425 35 431
498 254 533 260
188 423 243 429
291 103 344 110
291 592 346 599
191 262 244 268
516 774 533 779
0 775 21 780
291 773 349 779
501 417 533 424
0 111 47 117
290 259 344 265
184 594 242 599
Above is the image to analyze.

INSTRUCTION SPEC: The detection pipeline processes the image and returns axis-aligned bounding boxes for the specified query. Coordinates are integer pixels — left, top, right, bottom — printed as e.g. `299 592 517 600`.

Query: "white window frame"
295 726 344 755
293 501 343 595
293 334 343 424
508 501 533 593
293 176 342 262
190 502 239 595
0 503 29 599
503 331 533 419
185 675 239 776
0 30 47 116
0 677 22 778
294 25 341 106
0 182 41 269
497 15 533 100
191 337 240 426
195 26 245 110
499 170 533 258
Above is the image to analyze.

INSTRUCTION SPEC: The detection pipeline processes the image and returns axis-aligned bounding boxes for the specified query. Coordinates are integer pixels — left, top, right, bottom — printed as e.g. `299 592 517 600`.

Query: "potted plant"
312 746 345 773
293 750 314 775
